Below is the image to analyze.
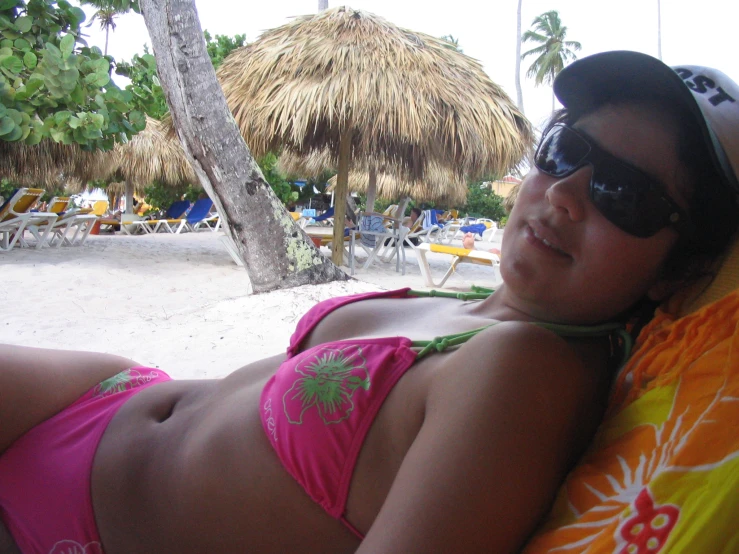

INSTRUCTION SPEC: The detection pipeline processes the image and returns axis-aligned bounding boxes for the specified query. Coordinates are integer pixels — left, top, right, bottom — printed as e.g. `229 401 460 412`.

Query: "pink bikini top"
260 288 417 538
259 287 630 539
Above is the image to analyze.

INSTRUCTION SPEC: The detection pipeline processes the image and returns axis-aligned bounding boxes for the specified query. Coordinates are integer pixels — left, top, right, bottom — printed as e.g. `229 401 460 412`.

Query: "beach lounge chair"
481 221 498 242
292 209 316 229
348 212 407 275
155 198 213 234
89 200 109 216
310 207 335 226
436 215 474 243
403 210 441 247
127 200 192 235
415 242 500 287
21 196 72 248
0 188 44 251
46 209 99 247
190 209 221 232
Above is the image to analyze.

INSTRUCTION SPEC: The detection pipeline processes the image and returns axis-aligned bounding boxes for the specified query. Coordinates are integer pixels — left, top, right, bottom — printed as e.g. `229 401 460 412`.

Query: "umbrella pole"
366 163 377 213
125 179 134 214
332 126 353 266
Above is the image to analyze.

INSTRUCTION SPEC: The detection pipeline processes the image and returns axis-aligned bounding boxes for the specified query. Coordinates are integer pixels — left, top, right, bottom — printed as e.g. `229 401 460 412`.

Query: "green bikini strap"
407 287 493 301
407 287 633 366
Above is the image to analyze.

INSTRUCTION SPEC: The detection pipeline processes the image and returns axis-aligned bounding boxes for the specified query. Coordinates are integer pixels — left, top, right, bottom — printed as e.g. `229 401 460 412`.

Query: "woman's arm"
357 322 604 554
0 344 140 453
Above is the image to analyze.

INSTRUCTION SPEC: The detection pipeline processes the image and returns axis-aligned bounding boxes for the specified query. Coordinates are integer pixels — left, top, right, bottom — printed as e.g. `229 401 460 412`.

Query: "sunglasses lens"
591 161 671 238
535 124 688 239
535 126 590 177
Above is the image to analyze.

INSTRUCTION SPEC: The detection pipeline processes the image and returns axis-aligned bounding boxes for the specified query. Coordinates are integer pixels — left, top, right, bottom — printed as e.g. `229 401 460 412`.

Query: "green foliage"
460 182 506 221
259 152 299 206
0 177 62 202
115 46 167 119
142 181 201 210
115 31 247 120
0 0 145 148
203 29 245 69
0 177 17 200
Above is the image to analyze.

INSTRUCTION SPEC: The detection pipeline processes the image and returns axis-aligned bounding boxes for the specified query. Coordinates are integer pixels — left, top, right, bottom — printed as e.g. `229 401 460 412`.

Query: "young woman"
2 51 738 554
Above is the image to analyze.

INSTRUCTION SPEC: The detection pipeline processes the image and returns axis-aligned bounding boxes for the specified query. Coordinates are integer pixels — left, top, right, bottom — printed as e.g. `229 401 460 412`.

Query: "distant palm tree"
521 10 581 112
81 0 125 56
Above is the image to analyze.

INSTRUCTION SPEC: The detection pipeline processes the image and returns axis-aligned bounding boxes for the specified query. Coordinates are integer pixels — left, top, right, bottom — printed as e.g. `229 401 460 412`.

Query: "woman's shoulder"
446 320 586 376
426 320 606 424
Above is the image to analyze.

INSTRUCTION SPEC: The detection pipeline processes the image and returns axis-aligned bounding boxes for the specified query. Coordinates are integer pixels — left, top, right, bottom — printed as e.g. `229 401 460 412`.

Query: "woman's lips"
524 224 571 258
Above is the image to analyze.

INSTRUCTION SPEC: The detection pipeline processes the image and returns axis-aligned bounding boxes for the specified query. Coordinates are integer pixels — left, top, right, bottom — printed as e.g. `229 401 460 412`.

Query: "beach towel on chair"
459 223 487 237
359 214 386 248
524 287 739 553
422 210 438 230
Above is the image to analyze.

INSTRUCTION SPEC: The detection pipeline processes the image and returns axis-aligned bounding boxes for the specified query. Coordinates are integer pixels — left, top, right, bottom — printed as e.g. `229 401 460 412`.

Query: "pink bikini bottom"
0 367 170 554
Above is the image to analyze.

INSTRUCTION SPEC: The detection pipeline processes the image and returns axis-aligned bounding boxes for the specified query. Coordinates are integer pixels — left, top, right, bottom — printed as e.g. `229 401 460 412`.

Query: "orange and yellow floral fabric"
524 289 739 554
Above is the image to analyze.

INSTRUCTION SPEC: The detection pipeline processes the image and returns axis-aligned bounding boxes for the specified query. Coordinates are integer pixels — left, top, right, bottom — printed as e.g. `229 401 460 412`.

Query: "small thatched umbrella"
503 182 521 214
113 116 197 187
325 169 468 206
215 6 533 263
111 116 199 211
278 148 468 206
0 140 115 188
278 148 468 215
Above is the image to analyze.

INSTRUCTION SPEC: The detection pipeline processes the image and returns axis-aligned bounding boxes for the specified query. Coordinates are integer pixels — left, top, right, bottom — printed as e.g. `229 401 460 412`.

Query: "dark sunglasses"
534 124 693 238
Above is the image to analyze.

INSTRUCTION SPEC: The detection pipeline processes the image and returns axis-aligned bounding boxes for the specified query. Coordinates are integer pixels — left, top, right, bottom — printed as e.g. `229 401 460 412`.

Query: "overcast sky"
79 0 738 130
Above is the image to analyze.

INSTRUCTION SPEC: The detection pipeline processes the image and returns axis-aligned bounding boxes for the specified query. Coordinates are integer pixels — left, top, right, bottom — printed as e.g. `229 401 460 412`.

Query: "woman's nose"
544 166 591 222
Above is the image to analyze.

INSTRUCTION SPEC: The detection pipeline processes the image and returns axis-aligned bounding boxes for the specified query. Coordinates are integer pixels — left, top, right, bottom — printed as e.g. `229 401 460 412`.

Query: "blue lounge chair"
128 200 193 234
158 198 214 234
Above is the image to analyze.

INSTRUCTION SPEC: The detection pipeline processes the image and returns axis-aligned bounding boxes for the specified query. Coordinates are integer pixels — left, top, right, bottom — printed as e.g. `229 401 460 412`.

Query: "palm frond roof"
216 6 534 182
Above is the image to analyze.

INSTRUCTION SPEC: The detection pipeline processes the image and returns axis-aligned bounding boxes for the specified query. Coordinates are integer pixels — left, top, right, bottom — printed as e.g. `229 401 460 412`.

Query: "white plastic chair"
348 213 407 275
0 188 44 251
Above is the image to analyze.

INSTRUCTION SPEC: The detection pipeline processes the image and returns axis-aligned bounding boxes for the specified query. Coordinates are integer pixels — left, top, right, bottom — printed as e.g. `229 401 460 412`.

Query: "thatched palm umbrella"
0 140 115 188
215 6 533 264
111 116 198 211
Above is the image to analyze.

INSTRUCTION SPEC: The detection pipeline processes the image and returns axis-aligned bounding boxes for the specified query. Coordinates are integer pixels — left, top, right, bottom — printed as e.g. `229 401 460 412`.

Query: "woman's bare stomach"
91 353 429 553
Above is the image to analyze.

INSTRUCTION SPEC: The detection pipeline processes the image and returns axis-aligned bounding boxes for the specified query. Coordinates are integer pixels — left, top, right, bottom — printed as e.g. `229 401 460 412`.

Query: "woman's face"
500 103 690 324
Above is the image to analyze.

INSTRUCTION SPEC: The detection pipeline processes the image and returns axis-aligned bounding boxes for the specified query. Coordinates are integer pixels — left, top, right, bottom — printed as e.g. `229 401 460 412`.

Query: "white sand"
0 229 502 379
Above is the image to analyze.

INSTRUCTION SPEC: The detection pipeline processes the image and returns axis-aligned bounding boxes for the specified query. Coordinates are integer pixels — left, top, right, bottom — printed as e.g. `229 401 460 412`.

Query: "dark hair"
411 207 422 217
542 100 739 285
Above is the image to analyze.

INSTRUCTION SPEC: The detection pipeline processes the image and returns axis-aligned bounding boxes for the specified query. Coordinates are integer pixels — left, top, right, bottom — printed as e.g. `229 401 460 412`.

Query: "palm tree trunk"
318 0 328 9
515 0 524 113
140 0 348 292
104 27 109 56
